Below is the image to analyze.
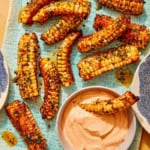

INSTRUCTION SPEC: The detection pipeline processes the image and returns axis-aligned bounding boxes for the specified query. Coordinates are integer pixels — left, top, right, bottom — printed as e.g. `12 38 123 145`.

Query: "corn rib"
18 0 52 24
14 33 39 100
41 0 90 45
5 100 47 150
41 16 82 45
79 91 139 115
39 58 61 120
93 14 150 49
77 15 130 53
32 1 90 24
77 45 140 81
98 0 144 15
57 31 81 87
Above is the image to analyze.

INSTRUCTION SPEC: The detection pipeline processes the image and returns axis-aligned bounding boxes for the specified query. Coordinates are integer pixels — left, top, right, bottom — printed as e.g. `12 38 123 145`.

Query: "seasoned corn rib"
79 91 139 115
41 0 90 45
39 58 61 120
93 14 150 49
32 1 90 24
98 0 144 15
18 0 52 24
57 31 81 87
15 33 39 100
77 45 140 81
77 15 130 53
41 16 82 45
5 100 47 150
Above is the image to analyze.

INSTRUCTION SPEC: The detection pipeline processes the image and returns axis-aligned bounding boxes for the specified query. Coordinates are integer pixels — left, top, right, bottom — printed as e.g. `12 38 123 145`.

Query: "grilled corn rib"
77 15 130 53
57 31 81 87
79 91 139 115
18 0 52 24
41 16 82 45
39 58 61 120
32 1 90 24
5 100 47 150
98 0 144 15
14 33 39 100
77 45 140 81
41 0 90 45
93 14 150 49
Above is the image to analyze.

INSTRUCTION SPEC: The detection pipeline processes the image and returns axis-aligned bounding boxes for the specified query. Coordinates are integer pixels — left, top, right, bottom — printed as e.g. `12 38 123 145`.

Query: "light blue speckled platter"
1 0 150 149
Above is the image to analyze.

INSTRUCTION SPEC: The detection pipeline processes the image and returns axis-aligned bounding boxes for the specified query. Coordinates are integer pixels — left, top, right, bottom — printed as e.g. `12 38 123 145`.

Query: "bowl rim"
56 85 136 150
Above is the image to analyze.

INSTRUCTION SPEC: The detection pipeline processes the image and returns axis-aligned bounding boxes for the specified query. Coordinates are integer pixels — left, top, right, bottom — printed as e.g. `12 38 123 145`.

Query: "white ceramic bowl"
56 86 136 150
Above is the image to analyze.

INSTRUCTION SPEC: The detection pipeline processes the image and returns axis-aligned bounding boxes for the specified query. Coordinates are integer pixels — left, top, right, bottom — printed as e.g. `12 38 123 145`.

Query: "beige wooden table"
0 0 10 48
0 1 150 150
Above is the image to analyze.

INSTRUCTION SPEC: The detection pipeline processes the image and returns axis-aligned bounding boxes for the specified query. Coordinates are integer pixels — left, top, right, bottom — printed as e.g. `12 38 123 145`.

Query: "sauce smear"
115 67 133 87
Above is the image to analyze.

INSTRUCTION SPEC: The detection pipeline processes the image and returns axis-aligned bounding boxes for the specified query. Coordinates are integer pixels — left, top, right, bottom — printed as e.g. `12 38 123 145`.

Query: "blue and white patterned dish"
131 53 150 134
0 51 9 110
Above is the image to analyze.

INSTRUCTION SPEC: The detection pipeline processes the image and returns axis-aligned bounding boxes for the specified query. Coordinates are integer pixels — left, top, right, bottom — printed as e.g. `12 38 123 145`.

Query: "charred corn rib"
57 31 81 87
41 16 82 45
41 0 90 45
77 15 130 53
77 45 140 81
32 1 90 24
18 0 52 24
93 14 150 49
5 100 47 150
39 58 61 120
98 0 144 15
15 33 39 100
79 91 139 115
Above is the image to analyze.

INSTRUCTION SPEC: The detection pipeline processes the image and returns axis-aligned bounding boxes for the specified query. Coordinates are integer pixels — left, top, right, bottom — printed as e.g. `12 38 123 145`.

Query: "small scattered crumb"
82 24 86 27
95 4 102 11
48 124 51 129
1 130 18 147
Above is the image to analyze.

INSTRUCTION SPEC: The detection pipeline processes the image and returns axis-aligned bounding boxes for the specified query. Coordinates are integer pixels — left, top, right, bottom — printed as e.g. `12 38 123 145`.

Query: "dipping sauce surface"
61 88 129 150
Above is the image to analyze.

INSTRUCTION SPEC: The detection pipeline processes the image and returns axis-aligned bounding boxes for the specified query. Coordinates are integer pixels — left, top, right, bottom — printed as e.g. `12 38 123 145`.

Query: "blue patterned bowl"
0 51 9 110
132 53 150 134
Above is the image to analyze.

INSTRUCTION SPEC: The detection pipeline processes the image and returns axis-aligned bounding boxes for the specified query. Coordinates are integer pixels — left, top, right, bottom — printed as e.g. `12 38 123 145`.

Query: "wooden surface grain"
0 0 10 48
0 1 150 150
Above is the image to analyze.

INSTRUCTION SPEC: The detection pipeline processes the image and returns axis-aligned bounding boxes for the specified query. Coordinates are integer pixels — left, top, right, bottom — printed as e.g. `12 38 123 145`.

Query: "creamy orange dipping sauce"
61 88 129 150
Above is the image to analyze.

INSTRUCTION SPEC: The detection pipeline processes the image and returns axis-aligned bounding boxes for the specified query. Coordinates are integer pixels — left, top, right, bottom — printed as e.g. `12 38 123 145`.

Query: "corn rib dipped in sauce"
79 91 139 115
61 88 132 150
